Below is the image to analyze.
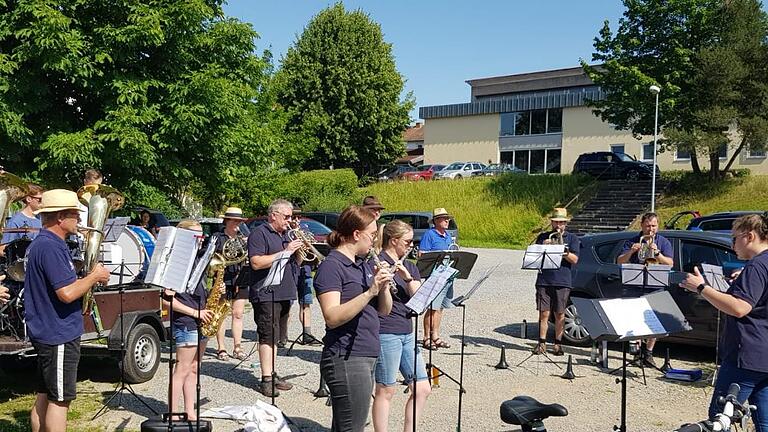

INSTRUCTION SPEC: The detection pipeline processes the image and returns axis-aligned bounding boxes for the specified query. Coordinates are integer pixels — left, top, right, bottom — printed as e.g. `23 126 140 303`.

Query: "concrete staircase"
568 180 666 235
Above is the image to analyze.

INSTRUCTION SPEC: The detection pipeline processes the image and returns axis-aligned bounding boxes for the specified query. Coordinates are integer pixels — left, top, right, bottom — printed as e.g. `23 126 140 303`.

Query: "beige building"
420 66 768 174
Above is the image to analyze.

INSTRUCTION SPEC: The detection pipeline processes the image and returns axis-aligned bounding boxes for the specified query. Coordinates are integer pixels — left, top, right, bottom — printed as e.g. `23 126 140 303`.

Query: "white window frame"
674 149 691 161
747 149 767 159
641 143 655 162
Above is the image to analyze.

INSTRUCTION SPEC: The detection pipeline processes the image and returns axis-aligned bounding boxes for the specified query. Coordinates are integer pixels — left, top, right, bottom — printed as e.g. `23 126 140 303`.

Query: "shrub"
280 169 361 210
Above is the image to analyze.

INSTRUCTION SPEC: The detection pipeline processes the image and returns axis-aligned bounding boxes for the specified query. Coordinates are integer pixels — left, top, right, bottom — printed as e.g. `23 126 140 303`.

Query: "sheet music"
103 217 130 243
522 244 565 270
406 264 459 314
262 250 293 289
187 236 218 293
599 297 667 338
145 227 199 293
145 226 176 285
701 264 731 292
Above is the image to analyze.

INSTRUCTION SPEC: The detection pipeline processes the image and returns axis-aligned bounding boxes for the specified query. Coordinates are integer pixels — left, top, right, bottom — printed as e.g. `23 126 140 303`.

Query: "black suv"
566 230 745 347
572 151 658 180
686 211 762 233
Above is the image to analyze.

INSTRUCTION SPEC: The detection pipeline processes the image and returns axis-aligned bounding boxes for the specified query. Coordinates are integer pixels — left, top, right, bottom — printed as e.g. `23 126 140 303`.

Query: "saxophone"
200 236 247 337
287 220 325 264
637 234 658 264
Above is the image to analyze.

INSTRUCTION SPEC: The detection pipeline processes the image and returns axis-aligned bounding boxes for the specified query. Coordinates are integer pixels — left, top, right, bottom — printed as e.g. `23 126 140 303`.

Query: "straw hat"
362 196 385 210
222 207 246 221
34 189 81 214
550 207 570 222
432 208 453 220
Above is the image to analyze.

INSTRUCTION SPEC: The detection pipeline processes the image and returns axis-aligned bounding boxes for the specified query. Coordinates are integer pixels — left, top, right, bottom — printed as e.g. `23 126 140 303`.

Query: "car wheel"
122 323 161 384
416 176 425 181
454 174 462 180
562 302 591 346
625 169 640 181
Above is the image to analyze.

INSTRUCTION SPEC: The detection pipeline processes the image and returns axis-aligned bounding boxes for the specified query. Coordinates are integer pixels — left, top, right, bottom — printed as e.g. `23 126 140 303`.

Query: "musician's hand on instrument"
285 239 303 253
91 264 111 284
543 239 552 245
198 309 214 324
729 269 743 281
0 277 9 305
681 266 706 293
394 263 412 280
370 269 392 295
631 243 642 252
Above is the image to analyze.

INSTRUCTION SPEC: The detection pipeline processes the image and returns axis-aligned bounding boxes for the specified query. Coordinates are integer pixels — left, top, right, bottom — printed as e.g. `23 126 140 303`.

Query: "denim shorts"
375 332 429 386
298 276 314 305
173 325 206 347
429 280 455 310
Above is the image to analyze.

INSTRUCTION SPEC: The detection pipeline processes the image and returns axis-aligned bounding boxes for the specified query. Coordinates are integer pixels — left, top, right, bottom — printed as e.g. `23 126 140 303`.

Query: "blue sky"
223 1 627 121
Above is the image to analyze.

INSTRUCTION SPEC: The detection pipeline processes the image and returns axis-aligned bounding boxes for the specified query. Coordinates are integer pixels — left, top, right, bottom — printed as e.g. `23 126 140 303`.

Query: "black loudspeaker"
140 413 212 432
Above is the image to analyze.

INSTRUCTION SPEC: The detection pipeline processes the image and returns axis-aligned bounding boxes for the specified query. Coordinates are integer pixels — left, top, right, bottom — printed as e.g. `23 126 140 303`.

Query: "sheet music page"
262 250 293 288
145 226 176 285
701 263 730 292
161 228 199 293
599 297 667 338
406 264 459 314
187 236 218 293
522 244 565 270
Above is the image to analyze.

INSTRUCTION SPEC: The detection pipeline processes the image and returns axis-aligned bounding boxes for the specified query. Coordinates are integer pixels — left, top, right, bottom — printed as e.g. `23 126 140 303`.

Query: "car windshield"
299 219 332 235
445 163 463 170
615 152 636 162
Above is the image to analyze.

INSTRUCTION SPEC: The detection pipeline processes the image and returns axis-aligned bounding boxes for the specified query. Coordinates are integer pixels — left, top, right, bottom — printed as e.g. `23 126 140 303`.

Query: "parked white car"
433 162 487 179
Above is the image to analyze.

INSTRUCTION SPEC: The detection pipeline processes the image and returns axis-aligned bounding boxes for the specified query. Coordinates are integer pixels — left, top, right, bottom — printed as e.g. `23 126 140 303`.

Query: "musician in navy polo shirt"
24 189 110 432
617 211 673 367
315 205 393 432
683 213 768 432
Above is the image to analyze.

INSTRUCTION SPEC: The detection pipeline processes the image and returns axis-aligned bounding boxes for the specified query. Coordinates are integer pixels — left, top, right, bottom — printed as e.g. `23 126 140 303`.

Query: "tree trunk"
709 150 721 179
690 148 702 175
723 136 748 174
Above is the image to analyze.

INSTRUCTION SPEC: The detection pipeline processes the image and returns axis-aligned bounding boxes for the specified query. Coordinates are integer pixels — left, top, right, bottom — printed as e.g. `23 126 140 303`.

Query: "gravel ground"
90 248 718 432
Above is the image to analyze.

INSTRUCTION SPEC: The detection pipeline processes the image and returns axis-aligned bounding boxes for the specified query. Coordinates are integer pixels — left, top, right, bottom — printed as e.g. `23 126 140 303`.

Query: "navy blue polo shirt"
212 231 243 287
173 272 209 330
1 211 42 244
620 233 673 264
314 250 380 357
247 223 298 303
419 228 453 252
534 231 580 288
378 252 420 335
23 229 80 345
720 249 768 372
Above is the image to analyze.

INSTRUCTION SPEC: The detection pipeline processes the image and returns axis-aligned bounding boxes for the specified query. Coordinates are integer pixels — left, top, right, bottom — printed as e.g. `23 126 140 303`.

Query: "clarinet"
367 249 399 295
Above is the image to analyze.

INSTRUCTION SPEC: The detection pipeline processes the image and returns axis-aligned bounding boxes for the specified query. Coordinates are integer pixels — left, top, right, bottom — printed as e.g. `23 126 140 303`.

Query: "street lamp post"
649 85 661 212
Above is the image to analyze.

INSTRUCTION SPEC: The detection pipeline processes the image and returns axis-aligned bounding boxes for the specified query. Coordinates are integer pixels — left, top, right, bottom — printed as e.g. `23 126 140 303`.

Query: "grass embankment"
0 367 106 432
654 173 768 228
365 174 594 249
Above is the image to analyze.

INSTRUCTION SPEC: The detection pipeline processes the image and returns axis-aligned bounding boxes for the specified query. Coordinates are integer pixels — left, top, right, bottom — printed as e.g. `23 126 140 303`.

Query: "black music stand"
572 291 690 432
415 251 477 412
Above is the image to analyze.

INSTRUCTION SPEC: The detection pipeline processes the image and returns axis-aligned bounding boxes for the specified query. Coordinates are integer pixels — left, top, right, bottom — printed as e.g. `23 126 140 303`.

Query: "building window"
642 143 655 161
675 148 691 160
501 151 514 164
500 113 517 136
547 109 562 134
530 149 546 173
718 144 727 159
748 149 767 158
611 144 625 155
546 149 562 173
514 150 529 171
515 112 530 136
530 110 547 135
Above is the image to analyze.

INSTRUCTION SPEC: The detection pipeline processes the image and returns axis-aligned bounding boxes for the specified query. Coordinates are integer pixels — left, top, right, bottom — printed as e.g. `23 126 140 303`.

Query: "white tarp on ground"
200 401 290 432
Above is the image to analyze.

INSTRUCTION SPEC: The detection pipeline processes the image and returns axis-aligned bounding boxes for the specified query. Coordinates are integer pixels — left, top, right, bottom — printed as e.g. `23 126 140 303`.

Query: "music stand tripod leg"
286 298 322 356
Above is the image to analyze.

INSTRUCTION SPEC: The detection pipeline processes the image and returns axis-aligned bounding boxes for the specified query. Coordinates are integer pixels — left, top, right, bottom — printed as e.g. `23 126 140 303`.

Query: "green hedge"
280 168 362 211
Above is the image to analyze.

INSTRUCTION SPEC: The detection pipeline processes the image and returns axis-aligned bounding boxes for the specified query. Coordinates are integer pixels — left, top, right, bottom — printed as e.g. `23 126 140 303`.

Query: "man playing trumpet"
616 212 673 366
532 208 580 356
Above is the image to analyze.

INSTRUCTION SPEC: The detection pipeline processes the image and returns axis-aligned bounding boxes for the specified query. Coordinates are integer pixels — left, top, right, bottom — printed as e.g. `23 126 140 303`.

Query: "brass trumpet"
637 234 658 264
287 220 325 263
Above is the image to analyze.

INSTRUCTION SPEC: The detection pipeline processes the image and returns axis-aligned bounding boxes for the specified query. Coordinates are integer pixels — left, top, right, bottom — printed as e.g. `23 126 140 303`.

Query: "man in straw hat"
212 207 251 361
532 207 580 357
24 189 110 432
419 207 457 350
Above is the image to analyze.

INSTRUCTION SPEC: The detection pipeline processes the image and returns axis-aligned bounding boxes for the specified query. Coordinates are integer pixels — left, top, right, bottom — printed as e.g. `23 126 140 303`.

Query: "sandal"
216 349 228 361
432 338 451 349
422 338 438 350
232 345 247 361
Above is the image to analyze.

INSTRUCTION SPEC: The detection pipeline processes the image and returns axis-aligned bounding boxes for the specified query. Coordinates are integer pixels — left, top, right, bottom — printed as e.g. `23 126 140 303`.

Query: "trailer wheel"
123 323 160 384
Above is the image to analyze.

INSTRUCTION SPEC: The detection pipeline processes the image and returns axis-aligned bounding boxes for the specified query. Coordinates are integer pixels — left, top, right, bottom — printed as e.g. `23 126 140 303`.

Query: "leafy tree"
0 0 283 210
583 0 768 177
275 3 414 177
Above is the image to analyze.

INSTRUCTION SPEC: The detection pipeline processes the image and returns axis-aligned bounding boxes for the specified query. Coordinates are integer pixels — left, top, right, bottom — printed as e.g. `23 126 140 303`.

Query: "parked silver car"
378 211 459 258
433 162 487 180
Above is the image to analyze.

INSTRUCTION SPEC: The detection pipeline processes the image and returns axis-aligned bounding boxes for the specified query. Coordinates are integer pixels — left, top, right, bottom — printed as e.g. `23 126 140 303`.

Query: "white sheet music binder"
406 264 459 314
700 263 731 292
262 250 293 289
599 297 667 338
145 227 199 293
187 236 217 292
522 244 565 270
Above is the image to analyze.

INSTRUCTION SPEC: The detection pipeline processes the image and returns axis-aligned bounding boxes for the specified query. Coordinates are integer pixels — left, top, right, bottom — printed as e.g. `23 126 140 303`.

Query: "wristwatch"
696 283 706 294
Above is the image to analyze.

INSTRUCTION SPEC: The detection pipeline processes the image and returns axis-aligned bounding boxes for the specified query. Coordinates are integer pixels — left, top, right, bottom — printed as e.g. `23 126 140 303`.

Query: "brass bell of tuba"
0 171 29 234
637 234 658 264
77 184 125 321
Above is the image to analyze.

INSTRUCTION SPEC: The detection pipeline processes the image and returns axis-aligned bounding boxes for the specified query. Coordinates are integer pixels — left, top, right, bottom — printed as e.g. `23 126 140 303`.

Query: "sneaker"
551 344 564 356
302 334 322 346
272 375 293 391
259 380 280 397
532 342 546 355
643 353 657 368
277 340 287 349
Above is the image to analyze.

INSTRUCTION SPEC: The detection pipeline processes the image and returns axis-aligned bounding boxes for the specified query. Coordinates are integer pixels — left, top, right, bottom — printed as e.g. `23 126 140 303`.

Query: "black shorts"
226 284 249 301
252 300 291 344
535 286 571 313
33 338 80 402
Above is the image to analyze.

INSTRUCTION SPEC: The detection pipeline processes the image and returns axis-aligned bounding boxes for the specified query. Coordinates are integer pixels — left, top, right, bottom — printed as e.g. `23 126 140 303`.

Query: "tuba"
200 238 248 337
77 184 124 326
637 234 657 264
287 220 325 264
0 171 29 234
